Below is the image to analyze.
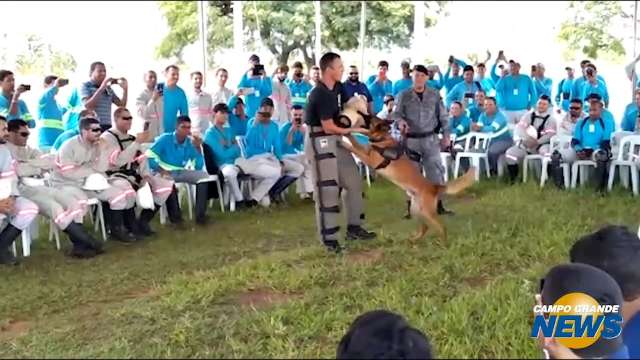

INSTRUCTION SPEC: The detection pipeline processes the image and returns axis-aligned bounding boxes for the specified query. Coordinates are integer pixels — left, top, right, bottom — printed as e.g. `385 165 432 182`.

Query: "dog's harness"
370 143 404 170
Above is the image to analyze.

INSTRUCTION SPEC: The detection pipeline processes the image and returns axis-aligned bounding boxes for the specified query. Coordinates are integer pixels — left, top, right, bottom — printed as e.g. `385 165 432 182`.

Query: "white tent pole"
359 1 366 72
197 0 208 85
413 1 426 65
315 1 322 64
233 1 244 54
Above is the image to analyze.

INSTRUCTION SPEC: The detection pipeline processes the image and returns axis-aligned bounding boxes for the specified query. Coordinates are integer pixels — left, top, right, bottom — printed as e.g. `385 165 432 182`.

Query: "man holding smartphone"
237 54 272 119
0 70 35 128
37 75 68 151
80 61 128 132
135 70 163 140
279 105 313 200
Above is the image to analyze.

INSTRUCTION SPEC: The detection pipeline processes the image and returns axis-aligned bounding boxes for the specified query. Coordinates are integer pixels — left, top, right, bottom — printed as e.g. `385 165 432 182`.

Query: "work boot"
549 151 565 189
64 222 104 256
123 208 146 239
138 207 158 236
165 188 183 225
324 240 344 254
0 224 22 266
109 210 136 243
195 182 210 225
269 176 297 204
346 225 376 241
437 200 454 215
0 249 19 265
403 199 412 220
507 164 519 184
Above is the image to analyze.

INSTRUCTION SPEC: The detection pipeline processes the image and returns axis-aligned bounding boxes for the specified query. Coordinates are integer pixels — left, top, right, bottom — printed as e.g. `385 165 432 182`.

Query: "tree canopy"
156 1 447 69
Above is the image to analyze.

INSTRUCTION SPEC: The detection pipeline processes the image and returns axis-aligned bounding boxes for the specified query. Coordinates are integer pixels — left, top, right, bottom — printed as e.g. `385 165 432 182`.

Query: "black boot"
64 222 103 258
549 151 565 189
100 201 112 231
138 206 158 236
123 207 146 239
403 199 411 220
0 224 22 265
109 210 136 243
346 225 377 241
195 182 210 225
165 187 183 225
437 200 455 215
324 240 344 254
507 164 519 184
268 176 297 204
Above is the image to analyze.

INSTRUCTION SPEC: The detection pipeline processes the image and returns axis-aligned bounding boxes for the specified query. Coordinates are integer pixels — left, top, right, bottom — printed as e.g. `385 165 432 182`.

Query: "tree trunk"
301 45 315 70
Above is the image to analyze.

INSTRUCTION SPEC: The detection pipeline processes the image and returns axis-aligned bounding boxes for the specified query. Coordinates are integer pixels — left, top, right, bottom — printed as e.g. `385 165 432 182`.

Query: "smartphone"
58 79 69 86
464 93 474 99
252 64 265 76
143 121 150 131
110 79 119 85
20 84 31 91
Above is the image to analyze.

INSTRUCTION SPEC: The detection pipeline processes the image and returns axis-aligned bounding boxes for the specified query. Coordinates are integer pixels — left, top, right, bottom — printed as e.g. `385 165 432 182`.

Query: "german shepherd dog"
341 118 476 243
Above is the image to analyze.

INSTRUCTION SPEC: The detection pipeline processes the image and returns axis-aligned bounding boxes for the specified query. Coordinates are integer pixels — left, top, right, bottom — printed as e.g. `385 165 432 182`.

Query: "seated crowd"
0 49 639 265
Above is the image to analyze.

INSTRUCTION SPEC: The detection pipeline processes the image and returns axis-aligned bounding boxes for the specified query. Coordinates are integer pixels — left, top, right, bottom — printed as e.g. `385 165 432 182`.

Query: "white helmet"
136 183 155 210
0 177 13 199
83 173 111 191
22 177 45 187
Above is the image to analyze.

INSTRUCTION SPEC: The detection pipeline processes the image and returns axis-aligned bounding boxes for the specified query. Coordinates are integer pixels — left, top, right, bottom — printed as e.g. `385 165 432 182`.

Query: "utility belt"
405 131 435 139
310 126 333 138
106 167 143 190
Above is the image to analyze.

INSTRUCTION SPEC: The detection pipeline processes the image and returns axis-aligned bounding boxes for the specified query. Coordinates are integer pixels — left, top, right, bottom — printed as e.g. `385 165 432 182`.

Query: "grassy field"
0 177 638 358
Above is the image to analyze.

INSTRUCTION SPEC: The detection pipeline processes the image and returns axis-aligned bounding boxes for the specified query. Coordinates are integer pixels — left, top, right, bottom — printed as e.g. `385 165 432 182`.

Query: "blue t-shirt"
161 85 189 134
623 312 640 359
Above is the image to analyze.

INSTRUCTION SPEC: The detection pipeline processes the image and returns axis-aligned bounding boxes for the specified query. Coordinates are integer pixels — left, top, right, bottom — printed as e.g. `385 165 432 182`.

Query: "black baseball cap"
337 310 433 359
540 263 624 359
413 65 428 75
587 93 603 103
260 97 274 108
463 65 474 72
249 54 260 63
565 66 573 71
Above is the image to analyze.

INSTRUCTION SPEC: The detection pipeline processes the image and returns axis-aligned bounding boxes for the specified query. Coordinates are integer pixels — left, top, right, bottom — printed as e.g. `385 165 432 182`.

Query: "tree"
14 34 77 76
156 1 447 69
557 1 631 61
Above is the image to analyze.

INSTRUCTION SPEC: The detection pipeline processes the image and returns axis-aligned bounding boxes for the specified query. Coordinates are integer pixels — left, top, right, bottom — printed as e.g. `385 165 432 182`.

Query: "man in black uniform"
304 52 376 253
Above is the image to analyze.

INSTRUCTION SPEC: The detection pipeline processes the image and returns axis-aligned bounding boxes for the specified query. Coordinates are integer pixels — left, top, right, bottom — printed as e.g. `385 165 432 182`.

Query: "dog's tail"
444 167 476 195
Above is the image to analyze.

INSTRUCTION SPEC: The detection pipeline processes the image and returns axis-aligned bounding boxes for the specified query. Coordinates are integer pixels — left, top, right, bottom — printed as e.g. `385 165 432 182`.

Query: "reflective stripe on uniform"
40 119 64 130
491 122 501 130
145 149 186 171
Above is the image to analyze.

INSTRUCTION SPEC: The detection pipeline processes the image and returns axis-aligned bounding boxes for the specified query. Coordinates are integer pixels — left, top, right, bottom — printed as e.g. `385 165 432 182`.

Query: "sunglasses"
17 131 29 137
349 73 359 76
88 127 102 133
569 107 581 110
120 116 133 121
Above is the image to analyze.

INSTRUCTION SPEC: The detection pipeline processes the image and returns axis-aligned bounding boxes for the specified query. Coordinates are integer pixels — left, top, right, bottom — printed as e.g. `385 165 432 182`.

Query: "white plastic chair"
453 132 492 181
10 227 32 257
540 135 572 189
522 152 545 183
607 134 640 195
340 136 372 187
440 152 452 182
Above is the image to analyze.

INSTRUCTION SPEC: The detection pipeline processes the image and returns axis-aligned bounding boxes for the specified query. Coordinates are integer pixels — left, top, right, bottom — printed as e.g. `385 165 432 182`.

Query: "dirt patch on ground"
461 274 491 288
120 287 159 300
347 249 385 265
0 319 32 341
235 288 302 308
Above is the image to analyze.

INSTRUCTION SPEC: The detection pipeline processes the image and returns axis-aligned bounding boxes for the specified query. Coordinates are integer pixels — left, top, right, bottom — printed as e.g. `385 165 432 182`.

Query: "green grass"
1 178 639 358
